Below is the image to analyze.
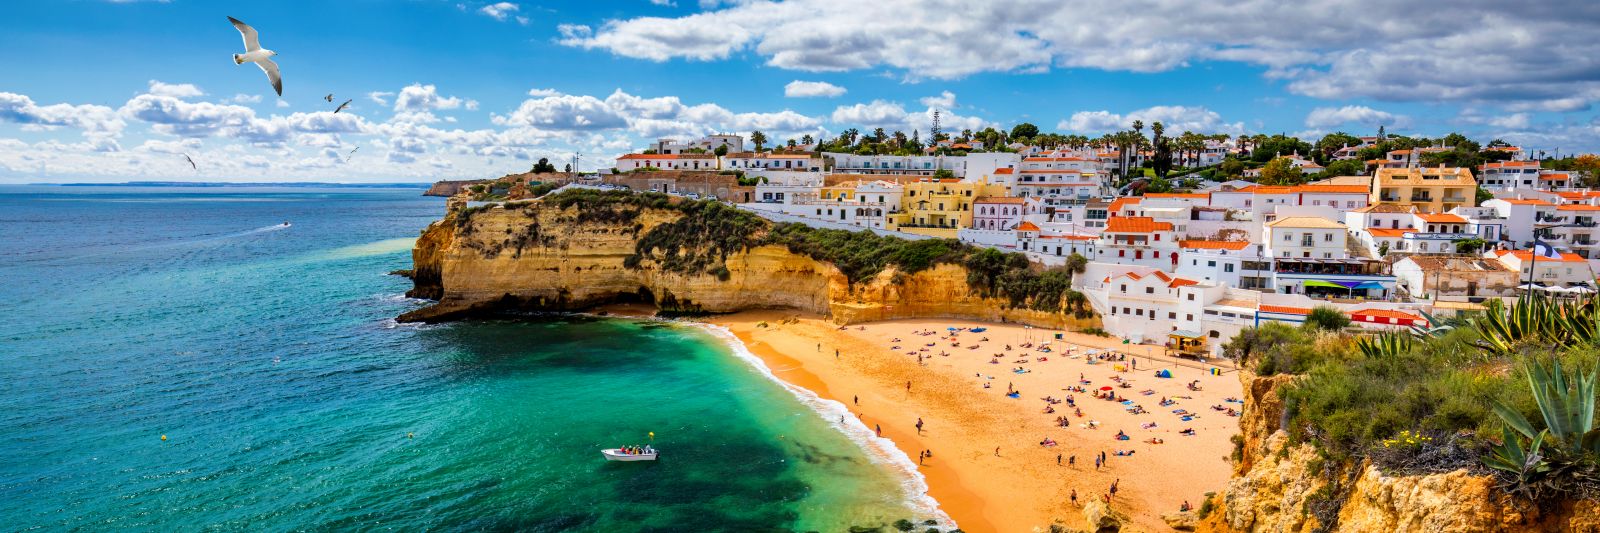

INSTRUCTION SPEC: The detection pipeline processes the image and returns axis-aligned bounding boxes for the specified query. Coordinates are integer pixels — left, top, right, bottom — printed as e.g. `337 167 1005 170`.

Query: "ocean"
0 185 940 532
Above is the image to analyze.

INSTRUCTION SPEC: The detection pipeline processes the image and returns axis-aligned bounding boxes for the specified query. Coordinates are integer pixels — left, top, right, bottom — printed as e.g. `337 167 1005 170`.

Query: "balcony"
1410 195 1434 202
1443 197 1468 204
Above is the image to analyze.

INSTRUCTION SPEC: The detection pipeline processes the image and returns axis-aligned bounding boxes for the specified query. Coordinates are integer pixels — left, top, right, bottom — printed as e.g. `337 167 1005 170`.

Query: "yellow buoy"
160 435 167 441
648 432 655 441
407 432 414 439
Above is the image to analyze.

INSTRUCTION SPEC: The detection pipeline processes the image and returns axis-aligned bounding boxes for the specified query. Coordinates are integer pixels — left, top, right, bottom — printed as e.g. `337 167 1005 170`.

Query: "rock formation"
399 196 1099 330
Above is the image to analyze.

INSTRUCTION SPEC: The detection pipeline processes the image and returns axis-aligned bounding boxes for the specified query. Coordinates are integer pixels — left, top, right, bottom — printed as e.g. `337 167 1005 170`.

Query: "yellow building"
1370 167 1476 213
817 182 859 202
887 179 1008 237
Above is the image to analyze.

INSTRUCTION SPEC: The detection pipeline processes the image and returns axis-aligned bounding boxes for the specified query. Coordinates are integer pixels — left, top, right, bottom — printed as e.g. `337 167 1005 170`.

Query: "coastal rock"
1194 371 1600 533
1161 511 1196 531
399 199 1101 330
1083 499 1129 532
423 179 485 197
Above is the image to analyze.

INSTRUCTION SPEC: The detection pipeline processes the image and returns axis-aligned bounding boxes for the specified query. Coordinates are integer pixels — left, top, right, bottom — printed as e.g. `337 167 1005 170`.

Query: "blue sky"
1 0 1597 182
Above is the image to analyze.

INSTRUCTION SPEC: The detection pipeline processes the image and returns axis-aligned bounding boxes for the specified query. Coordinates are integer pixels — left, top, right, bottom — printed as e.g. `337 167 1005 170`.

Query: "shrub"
1303 306 1351 332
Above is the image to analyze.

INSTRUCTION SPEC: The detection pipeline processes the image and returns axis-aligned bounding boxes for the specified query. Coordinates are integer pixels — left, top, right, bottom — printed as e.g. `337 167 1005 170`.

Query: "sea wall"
1196 372 1600 533
399 198 1098 330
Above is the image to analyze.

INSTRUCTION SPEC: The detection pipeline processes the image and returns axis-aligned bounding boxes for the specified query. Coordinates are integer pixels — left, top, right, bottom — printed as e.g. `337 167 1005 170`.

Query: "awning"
1354 282 1387 290
1168 330 1205 339
1303 280 1346 289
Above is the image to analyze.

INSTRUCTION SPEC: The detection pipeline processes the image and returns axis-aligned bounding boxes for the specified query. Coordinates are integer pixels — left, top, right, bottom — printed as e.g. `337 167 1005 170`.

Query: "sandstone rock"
1161 511 1196 531
1083 499 1128 533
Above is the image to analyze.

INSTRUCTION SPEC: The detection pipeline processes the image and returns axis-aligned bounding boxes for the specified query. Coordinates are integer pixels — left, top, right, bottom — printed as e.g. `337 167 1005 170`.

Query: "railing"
1410 196 1433 202
1443 197 1468 203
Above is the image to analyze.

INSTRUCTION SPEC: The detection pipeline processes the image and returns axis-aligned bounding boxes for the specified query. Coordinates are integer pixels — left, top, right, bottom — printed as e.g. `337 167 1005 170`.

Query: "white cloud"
1058 105 1244 135
393 83 464 113
146 80 204 99
527 88 563 97
784 80 846 98
1488 113 1532 130
650 0 677 6
0 92 126 136
478 2 520 21
228 93 262 105
919 91 956 109
831 100 907 128
556 0 1600 110
367 91 395 106
1304 105 1410 129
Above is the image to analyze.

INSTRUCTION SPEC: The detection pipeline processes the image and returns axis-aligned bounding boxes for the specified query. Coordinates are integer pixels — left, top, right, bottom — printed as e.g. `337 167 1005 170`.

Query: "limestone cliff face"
1197 372 1600 533
399 200 1100 330
422 179 485 197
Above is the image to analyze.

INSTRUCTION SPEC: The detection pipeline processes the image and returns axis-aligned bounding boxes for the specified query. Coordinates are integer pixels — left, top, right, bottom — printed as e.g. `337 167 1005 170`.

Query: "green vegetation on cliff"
527 188 1093 316
1223 297 1600 507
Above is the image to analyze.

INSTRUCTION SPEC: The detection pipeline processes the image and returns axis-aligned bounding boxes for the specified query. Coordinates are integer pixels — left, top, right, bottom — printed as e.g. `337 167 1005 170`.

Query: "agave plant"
1355 333 1412 359
1484 425 1551 487
1408 310 1455 339
1491 358 1600 456
1472 295 1600 356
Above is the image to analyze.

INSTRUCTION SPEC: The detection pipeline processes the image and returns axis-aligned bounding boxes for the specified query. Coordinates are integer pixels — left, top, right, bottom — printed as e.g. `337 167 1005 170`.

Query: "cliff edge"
399 192 1099 329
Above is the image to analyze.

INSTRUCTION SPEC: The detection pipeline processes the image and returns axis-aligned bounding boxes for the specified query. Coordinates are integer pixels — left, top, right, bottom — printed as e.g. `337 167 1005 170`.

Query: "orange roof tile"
1367 228 1416 238
1557 204 1600 211
993 168 1015 174
1178 240 1250 250
1498 198 1554 206
1292 185 1369 194
1500 250 1589 263
976 196 1028 204
1557 191 1600 199
1144 193 1210 199
1416 213 1467 223
1107 197 1143 214
1167 277 1200 289
1259 305 1311 315
1016 221 1042 232
1350 308 1423 322
1541 173 1570 181
1234 185 1295 194
1104 216 1174 233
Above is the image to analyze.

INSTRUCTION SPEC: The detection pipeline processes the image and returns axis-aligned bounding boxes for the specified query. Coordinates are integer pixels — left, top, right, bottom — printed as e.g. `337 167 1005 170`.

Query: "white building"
1266 216 1348 260
616 153 720 171
825 152 963 177
651 134 744 154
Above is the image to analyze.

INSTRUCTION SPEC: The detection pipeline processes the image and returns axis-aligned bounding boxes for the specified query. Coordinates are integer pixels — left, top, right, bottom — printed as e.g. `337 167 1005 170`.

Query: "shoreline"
699 310 1241 533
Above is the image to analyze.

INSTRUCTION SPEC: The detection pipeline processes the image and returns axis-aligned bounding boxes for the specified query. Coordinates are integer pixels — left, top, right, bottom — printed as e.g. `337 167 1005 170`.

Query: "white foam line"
688 321 957 531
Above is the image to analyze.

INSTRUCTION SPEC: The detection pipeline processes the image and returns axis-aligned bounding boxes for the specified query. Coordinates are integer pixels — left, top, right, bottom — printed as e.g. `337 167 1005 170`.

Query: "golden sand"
705 311 1242 533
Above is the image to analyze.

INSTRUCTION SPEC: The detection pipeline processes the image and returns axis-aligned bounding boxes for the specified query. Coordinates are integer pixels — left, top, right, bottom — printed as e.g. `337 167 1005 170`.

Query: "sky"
2 0 1598 183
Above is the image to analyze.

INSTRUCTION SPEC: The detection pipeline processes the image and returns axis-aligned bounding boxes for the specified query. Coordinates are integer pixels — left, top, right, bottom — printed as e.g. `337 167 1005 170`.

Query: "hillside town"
503 124 1600 359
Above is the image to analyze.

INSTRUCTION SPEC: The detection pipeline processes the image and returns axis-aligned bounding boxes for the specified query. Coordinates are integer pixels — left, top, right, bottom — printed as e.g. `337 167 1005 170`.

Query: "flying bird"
324 94 334 102
346 146 359 162
183 153 198 171
227 16 281 96
333 99 352 113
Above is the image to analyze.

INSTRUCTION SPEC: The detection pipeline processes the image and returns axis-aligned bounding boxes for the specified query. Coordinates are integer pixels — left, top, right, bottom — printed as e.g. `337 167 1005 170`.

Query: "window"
1145 287 1154 294
1283 233 1292 241
1136 309 1144 316
1324 233 1333 242
1225 263 1235 273
1168 312 1177 319
1120 284 1127 292
1187 294 1195 301
1207 260 1216 267
1186 314 1194 321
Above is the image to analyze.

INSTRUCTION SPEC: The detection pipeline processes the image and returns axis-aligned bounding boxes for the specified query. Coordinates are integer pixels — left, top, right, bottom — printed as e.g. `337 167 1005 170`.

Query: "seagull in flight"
324 94 334 102
228 16 281 96
183 153 198 171
346 146 359 162
333 99 352 113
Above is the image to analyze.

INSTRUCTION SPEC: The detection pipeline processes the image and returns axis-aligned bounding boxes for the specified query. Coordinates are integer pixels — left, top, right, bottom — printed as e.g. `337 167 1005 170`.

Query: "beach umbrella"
1100 386 1114 391
1570 286 1596 294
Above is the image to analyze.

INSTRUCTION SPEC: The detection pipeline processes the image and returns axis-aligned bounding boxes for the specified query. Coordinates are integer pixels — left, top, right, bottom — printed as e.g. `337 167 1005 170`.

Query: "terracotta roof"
1015 221 1042 232
1259 305 1311 315
976 196 1028 204
619 153 716 159
1557 204 1600 211
1416 213 1467 223
1178 240 1250 250
1144 193 1210 199
1350 308 1423 322
1498 250 1589 263
1267 216 1345 229
1233 185 1295 194
1107 197 1143 214
993 168 1015 174
1497 198 1554 206
1023 157 1092 162
1366 228 1416 238
1558 191 1600 200
1352 204 1415 213
1292 185 1369 194
1480 161 1541 169
1167 277 1200 289
1104 216 1174 233
1541 173 1571 181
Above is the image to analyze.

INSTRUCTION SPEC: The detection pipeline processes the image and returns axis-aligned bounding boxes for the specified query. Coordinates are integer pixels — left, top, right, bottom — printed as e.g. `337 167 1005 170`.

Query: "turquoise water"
0 186 935 531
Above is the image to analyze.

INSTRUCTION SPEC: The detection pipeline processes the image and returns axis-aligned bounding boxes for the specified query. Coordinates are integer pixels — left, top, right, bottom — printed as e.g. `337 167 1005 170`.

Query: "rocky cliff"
398 197 1099 330
422 179 486 197
1197 372 1600 533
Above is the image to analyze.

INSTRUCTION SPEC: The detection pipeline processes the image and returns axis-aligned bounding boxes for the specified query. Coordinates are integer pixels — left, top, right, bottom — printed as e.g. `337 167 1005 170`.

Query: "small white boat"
602 447 658 462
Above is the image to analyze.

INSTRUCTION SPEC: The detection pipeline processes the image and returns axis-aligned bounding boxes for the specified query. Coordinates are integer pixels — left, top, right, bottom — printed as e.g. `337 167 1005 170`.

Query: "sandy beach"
703 311 1242 533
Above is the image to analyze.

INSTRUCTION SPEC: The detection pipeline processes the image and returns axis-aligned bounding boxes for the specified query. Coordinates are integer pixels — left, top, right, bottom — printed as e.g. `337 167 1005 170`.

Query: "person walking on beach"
875 424 882 437
918 451 925 465
915 417 924 435
994 446 1000 457
906 381 912 393
1094 456 1101 470
835 349 839 359
1071 489 1078 506
1056 453 1062 465
1069 455 1076 468
853 395 858 406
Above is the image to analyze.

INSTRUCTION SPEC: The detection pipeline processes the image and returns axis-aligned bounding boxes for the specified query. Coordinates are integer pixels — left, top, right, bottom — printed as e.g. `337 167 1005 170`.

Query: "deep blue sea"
0 185 937 532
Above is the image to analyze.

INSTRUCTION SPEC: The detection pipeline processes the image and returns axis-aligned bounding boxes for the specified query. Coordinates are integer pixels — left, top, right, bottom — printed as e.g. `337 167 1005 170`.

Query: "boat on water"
602 445 657 462
280 221 292 227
